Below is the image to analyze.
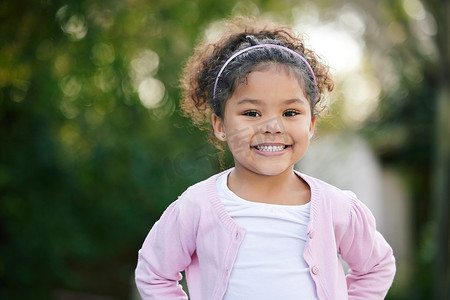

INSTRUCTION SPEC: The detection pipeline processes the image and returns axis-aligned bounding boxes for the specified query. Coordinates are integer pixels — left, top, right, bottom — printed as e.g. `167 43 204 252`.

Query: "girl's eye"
243 110 261 117
283 110 300 117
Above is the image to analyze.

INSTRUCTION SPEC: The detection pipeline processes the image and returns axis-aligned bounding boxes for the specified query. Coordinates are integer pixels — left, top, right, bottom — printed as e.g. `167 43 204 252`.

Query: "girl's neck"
227 166 311 205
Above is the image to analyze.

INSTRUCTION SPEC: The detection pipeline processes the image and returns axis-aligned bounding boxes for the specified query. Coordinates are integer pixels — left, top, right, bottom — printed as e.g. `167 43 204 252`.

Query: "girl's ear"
211 113 227 141
309 115 317 139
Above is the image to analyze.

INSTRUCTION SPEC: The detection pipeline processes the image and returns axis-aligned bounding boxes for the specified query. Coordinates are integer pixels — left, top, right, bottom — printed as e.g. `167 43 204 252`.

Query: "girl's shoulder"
298 171 368 216
180 170 222 195
298 171 377 230
296 170 357 204
171 170 234 230
176 169 229 208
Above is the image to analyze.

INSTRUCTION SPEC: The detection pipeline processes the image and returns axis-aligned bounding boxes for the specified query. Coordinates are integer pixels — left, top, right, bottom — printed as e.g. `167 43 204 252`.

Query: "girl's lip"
251 142 289 147
251 144 291 156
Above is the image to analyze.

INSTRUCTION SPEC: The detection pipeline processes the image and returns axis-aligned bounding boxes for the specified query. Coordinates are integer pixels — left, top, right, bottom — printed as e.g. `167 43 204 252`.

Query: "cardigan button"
308 230 315 239
311 265 319 275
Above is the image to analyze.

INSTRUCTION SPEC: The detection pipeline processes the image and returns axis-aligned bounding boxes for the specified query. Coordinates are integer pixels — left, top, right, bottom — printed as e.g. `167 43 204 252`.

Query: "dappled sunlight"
94 66 118 92
402 0 438 60
138 77 165 109
293 4 365 73
59 99 79 119
292 3 382 126
60 122 81 147
387 21 407 44
91 43 116 66
301 23 363 73
204 20 228 44
402 0 426 20
88 7 114 29
128 49 166 109
232 0 260 17
56 5 88 41
53 54 72 77
130 49 160 82
342 73 381 123
59 75 82 98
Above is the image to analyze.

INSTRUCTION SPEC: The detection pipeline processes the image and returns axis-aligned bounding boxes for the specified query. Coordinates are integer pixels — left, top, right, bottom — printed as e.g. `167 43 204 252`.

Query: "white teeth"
256 145 285 152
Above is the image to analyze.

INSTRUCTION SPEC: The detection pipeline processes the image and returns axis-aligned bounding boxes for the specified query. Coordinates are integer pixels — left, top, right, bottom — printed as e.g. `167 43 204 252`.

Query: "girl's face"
212 64 316 177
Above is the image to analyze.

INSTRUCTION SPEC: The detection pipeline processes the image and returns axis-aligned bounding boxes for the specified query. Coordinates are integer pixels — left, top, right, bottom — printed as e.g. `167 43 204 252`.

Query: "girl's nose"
258 117 284 134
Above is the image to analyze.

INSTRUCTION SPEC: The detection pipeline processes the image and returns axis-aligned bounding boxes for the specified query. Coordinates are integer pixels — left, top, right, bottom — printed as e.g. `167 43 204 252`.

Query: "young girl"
135 18 396 300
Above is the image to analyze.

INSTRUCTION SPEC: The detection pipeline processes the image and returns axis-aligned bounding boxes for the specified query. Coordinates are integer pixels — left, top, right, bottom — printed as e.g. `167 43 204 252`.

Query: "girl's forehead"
237 63 307 91
241 62 306 81
233 65 308 99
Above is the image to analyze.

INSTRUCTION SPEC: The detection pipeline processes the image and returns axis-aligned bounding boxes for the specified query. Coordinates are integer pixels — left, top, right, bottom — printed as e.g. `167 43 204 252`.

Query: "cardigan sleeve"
339 193 396 299
135 199 196 300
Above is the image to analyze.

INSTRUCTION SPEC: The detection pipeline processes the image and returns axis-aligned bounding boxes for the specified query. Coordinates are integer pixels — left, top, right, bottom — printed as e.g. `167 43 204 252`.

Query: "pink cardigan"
135 169 396 299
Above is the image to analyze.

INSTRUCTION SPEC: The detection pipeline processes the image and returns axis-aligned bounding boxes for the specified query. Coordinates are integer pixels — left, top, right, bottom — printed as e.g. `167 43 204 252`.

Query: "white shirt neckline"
219 169 311 209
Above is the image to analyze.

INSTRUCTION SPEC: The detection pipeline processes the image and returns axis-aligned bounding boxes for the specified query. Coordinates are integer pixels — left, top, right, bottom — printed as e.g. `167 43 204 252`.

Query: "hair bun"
245 35 259 46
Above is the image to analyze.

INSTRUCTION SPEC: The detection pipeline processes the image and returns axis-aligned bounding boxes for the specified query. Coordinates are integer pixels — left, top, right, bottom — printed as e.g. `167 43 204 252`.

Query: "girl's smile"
212 63 316 179
252 143 290 155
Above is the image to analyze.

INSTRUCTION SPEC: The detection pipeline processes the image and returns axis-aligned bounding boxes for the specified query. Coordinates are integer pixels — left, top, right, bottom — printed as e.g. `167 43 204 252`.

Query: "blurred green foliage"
0 0 447 299
0 0 223 298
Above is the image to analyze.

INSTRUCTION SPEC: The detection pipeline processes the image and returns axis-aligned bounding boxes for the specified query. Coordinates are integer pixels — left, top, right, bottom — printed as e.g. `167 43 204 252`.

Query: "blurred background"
0 0 448 299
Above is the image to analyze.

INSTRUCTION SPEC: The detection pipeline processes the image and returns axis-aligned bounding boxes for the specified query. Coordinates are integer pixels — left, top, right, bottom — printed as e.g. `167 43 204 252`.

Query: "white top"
216 171 319 300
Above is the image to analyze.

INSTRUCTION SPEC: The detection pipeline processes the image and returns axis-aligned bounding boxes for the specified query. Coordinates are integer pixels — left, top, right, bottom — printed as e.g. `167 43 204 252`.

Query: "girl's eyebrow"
236 99 264 106
284 98 308 105
237 98 308 105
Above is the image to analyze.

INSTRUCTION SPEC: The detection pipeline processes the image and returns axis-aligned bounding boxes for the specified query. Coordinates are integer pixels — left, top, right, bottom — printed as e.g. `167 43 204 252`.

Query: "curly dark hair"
180 17 334 149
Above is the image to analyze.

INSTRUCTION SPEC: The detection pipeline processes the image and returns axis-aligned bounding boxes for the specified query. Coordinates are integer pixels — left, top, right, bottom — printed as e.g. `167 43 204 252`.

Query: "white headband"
212 44 317 105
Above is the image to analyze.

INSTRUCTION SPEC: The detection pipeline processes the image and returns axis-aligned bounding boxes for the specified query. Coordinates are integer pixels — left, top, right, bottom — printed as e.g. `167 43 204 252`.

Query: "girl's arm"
135 200 195 300
339 195 396 299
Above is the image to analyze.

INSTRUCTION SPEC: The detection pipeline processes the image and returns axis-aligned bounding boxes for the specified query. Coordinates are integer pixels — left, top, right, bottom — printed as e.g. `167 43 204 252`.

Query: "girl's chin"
234 163 295 177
